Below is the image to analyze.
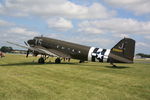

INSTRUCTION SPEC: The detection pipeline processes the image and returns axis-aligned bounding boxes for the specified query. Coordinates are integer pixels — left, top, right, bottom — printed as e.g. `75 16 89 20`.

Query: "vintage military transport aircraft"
7 36 135 66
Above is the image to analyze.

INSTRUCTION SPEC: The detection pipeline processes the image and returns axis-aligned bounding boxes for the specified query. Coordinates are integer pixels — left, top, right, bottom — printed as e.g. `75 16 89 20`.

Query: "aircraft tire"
38 57 45 64
55 58 61 64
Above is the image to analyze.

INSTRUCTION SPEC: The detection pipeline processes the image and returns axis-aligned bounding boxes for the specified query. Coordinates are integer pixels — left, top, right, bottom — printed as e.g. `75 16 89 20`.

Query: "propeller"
24 41 28 46
26 50 30 58
24 41 30 58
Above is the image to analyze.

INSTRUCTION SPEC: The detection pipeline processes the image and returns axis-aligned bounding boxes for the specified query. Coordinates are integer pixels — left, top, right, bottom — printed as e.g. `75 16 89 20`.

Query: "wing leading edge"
7 41 59 57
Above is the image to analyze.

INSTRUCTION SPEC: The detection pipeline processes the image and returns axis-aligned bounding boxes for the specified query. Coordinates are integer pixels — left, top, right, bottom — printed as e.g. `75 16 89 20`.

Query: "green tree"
0 46 13 53
136 53 150 58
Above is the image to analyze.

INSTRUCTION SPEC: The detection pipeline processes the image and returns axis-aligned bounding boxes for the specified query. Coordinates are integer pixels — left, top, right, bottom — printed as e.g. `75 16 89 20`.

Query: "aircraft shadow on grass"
79 63 130 69
105 66 130 69
0 62 130 69
0 62 79 67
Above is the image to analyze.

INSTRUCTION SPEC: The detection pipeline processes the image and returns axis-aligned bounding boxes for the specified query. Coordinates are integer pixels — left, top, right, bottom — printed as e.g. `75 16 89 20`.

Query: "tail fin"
109 38 135 63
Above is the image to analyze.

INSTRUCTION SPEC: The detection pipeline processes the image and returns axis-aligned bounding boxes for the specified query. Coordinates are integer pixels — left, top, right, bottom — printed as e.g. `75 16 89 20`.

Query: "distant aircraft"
7 37 135 67
0 51 5 58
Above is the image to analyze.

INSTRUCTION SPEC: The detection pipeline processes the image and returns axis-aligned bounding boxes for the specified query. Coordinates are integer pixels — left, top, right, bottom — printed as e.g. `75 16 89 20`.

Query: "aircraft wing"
32 46 59 57
46 48 71 58
7 41 70 57
7 41 34 50
7 41 58 57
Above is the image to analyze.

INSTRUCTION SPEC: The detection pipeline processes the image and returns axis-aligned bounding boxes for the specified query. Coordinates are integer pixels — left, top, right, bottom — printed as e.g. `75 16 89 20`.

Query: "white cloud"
135 41 150 53
0 27 39 43
104 0 150 15
78 18 150 35
0 19 14 26
0 0 115 19
145 35 150 39
136 42 149 48
0 26 39 48
8 27 38 36
65 36 114 48
87 3 116 19
78 27 104 34
47 17 73 31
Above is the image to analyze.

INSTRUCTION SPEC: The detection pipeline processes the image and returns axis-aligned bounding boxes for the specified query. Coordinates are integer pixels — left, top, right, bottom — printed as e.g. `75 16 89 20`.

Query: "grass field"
0 54 150 100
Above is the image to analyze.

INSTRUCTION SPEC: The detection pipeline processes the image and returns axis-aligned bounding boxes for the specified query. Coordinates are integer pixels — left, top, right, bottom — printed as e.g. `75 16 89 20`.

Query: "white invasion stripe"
88 47 95 61
104 49 110 57
103 49 110 62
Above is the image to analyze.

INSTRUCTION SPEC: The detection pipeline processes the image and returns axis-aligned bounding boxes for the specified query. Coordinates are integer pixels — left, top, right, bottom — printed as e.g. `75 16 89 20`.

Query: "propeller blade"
24 41 28 46
26 50 29 58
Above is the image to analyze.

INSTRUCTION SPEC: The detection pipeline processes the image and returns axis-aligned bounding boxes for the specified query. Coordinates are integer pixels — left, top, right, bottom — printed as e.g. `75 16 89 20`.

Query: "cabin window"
78 51 81 53
57 45 59 48
68 48 70 50
62 47 65 49
72 49 74 52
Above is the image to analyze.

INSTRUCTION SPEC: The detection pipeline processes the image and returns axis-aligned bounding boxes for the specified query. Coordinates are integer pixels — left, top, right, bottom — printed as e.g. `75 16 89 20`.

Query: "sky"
0 0 150 54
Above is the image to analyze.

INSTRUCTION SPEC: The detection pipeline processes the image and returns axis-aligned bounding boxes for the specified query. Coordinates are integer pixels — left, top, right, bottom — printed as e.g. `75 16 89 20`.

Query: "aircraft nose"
27 39 35 46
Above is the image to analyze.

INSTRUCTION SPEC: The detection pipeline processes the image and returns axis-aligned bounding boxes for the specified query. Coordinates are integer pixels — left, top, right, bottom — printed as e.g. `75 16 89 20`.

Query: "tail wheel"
79 60 84 63
55 58 61 64
38 57 45 64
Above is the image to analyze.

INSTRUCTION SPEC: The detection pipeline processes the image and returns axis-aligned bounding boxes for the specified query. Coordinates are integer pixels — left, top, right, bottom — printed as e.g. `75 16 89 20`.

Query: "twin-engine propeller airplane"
7 36 135 67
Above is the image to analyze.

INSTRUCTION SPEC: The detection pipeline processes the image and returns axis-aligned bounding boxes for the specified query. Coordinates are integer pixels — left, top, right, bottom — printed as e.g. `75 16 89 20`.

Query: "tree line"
136 53 150 58
0 46 13 53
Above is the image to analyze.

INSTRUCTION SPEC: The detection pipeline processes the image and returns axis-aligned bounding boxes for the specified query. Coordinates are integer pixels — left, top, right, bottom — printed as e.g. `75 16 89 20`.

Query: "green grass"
0 54 150 100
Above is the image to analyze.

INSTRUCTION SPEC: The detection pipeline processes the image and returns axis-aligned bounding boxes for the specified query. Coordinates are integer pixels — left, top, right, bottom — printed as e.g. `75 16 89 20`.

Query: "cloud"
78 27 105 34
7 27 38 36
104 0 150 15
145 36 150 39
0 19 14 26
135 41 150 53
47 17 73 31
136 42 149 47
78 18 150 35
0 26 39 44
65 36 114 48
0 0 115 19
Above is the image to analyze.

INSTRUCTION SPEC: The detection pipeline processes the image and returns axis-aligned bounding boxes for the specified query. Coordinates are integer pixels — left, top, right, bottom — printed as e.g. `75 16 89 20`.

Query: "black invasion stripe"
101 49 106 55
100 49 107 62
92 48 99 62
92 57 95 62
93 48 99 53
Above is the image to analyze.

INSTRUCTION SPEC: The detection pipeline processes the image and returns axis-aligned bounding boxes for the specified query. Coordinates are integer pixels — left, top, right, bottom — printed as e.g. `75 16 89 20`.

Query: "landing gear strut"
110 62 117 67
109 59 117 67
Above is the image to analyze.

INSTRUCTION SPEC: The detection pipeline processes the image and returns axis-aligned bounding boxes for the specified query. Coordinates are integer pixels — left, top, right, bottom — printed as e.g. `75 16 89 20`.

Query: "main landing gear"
38 57 45 64
38 55 48 64
55 57 61 64
38 56 61 64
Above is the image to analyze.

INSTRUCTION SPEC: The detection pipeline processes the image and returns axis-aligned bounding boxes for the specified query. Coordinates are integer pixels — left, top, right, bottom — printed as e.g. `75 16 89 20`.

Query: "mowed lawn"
0 54 149 100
